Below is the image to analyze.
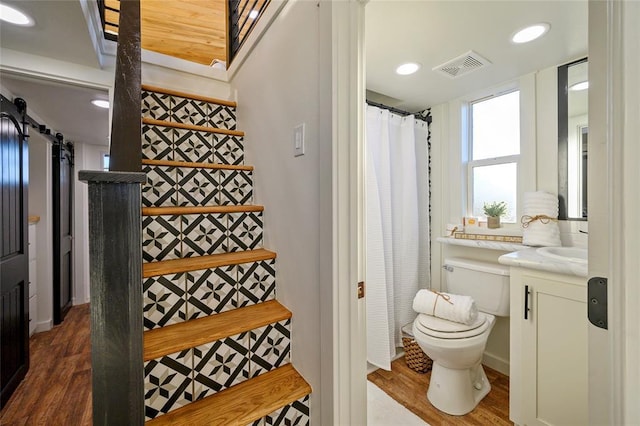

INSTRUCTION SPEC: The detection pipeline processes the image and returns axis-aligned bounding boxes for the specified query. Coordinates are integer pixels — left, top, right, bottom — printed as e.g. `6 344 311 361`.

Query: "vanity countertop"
498 248 588 278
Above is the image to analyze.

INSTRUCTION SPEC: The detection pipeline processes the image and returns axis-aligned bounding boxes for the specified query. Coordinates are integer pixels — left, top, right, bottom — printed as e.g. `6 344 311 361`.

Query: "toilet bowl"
412 258 509 416
413 312 496 415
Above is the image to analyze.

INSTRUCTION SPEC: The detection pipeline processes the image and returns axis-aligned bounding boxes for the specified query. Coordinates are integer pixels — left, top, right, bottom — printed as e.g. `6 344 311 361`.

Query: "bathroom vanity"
500 249 587 426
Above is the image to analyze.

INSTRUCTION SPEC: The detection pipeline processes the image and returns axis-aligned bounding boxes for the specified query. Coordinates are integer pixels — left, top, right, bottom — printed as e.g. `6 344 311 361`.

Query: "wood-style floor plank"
0 304 92 425
368 357 512 425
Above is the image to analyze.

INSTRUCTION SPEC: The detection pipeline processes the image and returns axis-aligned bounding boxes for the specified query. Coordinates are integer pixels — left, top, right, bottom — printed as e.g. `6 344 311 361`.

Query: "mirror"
558 58 588 220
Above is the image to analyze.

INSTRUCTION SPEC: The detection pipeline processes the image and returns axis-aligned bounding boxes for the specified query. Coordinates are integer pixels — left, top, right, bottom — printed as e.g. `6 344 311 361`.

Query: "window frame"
466 88 521 225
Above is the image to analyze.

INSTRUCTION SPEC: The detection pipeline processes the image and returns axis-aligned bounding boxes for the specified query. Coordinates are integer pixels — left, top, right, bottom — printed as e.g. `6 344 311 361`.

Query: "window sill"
436 236 526 252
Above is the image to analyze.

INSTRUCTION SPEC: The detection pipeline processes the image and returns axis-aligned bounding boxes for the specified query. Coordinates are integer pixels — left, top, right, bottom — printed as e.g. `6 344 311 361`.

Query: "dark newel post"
79 171 146 425
109 0 141 172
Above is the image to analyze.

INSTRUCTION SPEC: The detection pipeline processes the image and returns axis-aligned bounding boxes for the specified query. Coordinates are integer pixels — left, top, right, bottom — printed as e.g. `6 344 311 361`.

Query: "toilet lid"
415 312 493 339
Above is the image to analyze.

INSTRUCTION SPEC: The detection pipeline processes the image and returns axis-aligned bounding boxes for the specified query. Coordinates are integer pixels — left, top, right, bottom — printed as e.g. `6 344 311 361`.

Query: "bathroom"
364 1 593 424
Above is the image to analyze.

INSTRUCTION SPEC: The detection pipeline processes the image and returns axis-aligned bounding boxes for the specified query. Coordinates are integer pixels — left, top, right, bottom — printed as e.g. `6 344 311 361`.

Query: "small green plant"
483 201 508 218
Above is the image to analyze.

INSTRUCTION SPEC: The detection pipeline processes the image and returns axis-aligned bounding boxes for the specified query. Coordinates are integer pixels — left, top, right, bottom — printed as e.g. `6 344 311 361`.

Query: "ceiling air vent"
433 51 492 79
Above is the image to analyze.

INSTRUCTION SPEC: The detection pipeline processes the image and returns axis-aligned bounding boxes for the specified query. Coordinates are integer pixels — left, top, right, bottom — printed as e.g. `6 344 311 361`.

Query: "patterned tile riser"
144 320 291 420
251 396 310 426
142 212 263 262
142 125 244 165
142 166 253 207
143 259 276 330
142 91 237 131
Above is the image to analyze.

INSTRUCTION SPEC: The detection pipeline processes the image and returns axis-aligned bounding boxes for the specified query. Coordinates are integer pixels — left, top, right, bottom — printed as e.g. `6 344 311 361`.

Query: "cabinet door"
521 275 587 426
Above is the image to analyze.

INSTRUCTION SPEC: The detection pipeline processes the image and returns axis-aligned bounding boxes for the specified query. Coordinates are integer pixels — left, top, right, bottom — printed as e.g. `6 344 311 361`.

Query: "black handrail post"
109 0 141 172
79 171 146 425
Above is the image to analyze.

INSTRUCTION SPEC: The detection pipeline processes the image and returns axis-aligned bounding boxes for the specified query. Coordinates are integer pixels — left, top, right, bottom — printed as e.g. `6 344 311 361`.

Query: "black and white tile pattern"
143 125 173 160
174 129 213 163
219 170 253 205
144 349 193 420
143 165 178 207
142 91 171 121
186 266 237 319
172 96 208 126
143 274 187 330
213 134 244 165
238 259 275 307
142 215 181 262
228 212 263 252
182 214 227 257
264 395 310 426
209 104 237 130
193 333 249 399
177 167 219 206
249 319 290 378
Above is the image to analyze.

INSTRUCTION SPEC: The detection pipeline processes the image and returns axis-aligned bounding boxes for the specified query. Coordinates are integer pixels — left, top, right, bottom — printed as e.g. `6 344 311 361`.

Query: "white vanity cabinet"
509 267 587 426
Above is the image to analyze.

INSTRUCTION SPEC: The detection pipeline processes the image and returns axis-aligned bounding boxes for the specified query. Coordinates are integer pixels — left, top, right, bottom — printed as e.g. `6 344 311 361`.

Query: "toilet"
412 257 510 416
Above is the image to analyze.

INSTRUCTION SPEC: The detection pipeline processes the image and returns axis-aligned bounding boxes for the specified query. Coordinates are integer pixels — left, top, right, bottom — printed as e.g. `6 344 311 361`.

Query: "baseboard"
35 319 53 333
482 351 509 376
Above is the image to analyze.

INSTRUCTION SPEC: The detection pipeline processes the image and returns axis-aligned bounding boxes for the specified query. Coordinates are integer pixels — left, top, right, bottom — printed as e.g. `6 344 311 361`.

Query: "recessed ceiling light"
0 3 35 26
248 10 259 19
511 23 550 44
91 99 110 109
569 81 589 91
396 62 421 76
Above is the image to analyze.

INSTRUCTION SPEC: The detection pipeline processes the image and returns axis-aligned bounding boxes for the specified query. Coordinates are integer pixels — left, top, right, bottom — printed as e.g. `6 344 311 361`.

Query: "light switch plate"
293 123 305 157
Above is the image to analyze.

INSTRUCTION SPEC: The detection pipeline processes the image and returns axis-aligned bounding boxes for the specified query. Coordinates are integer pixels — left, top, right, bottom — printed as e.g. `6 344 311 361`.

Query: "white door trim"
588 0 640 424
320 0 367 424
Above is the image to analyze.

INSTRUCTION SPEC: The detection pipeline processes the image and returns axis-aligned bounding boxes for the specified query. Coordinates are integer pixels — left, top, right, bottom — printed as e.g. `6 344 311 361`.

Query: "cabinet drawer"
29 260 37 298
29 295 37 336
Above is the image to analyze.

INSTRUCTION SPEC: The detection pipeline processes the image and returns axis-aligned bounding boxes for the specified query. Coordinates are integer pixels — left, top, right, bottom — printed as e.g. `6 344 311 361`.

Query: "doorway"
52 140 74 324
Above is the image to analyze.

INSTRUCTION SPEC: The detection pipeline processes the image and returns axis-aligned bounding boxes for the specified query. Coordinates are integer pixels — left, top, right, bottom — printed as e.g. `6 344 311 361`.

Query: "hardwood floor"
0 304 92 425
368 357 512 425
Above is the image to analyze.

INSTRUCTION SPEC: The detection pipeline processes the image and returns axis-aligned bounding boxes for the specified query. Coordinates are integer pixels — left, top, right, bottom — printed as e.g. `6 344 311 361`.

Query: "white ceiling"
0 0 588 142
1 72 110 146
0 0 101 68
1 0 109 146
366 0 588 112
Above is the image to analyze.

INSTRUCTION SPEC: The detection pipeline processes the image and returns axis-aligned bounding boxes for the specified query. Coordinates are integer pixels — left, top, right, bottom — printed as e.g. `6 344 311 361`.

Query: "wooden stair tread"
142 158 253 171
145 364 311 425
142 84 237 108
142 205 264 216
144 300 291 361
143 118 244 137
143 248 277 278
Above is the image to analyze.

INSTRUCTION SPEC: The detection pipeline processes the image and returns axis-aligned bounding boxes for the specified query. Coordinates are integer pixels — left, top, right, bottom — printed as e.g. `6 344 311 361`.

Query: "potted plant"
483 201 507 229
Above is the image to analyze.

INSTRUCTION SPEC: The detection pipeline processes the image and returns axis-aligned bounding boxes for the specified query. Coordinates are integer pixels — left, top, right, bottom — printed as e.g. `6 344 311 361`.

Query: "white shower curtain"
366 105 430 371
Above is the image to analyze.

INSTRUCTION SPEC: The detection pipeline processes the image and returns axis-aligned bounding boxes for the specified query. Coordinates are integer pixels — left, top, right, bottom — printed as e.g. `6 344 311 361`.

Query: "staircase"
139 85 311 425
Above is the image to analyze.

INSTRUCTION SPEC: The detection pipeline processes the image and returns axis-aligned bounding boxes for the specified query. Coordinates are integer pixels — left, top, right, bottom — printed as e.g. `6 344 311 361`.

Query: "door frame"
324 0 367 424
588 0 640 424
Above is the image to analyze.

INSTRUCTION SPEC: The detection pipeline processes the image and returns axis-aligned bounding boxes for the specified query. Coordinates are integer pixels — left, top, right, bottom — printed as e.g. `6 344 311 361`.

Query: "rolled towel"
412 289 478 325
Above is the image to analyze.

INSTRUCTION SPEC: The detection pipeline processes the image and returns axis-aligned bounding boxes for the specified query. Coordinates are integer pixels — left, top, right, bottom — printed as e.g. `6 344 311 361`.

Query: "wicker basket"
401 324 432 374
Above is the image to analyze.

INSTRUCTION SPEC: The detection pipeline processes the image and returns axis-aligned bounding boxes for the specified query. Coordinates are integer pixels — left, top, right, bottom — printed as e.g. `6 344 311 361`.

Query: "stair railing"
227 0 270 64
79 0 145 424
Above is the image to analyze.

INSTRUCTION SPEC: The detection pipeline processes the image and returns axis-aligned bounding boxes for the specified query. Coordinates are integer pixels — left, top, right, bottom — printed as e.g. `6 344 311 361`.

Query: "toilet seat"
415 313 493 339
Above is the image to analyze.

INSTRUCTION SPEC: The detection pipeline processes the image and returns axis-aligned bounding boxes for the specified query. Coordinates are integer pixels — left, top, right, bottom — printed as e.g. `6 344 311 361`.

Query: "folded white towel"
412 289 478 325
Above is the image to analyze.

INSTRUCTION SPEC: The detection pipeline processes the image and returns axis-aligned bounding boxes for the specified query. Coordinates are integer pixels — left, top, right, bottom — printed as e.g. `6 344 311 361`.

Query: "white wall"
27 131 55 332
73 142 106 305
230 1 330 423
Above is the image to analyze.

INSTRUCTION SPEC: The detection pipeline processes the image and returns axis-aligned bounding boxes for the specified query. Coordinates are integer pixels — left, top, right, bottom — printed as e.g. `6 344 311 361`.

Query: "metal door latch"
588 277 607 329
357 281 365 299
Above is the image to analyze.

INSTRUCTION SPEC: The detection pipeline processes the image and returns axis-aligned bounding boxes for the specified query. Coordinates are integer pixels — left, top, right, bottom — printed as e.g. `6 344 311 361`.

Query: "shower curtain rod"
366 100 432 124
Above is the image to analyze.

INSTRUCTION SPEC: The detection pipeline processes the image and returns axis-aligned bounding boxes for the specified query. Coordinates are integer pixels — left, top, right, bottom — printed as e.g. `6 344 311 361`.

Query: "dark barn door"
0 97 30 408
52 140 73 324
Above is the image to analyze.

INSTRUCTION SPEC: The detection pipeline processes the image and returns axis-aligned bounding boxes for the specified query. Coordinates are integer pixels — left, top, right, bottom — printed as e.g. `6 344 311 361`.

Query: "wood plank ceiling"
105 0 227 66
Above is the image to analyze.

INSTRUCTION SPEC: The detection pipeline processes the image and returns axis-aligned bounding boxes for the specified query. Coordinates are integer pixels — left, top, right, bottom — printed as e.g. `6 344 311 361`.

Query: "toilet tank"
443 257 510 317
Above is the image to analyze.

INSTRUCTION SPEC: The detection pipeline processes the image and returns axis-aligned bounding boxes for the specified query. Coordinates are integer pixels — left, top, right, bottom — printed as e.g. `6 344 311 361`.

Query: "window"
103 154 110 171
468 90 520 223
